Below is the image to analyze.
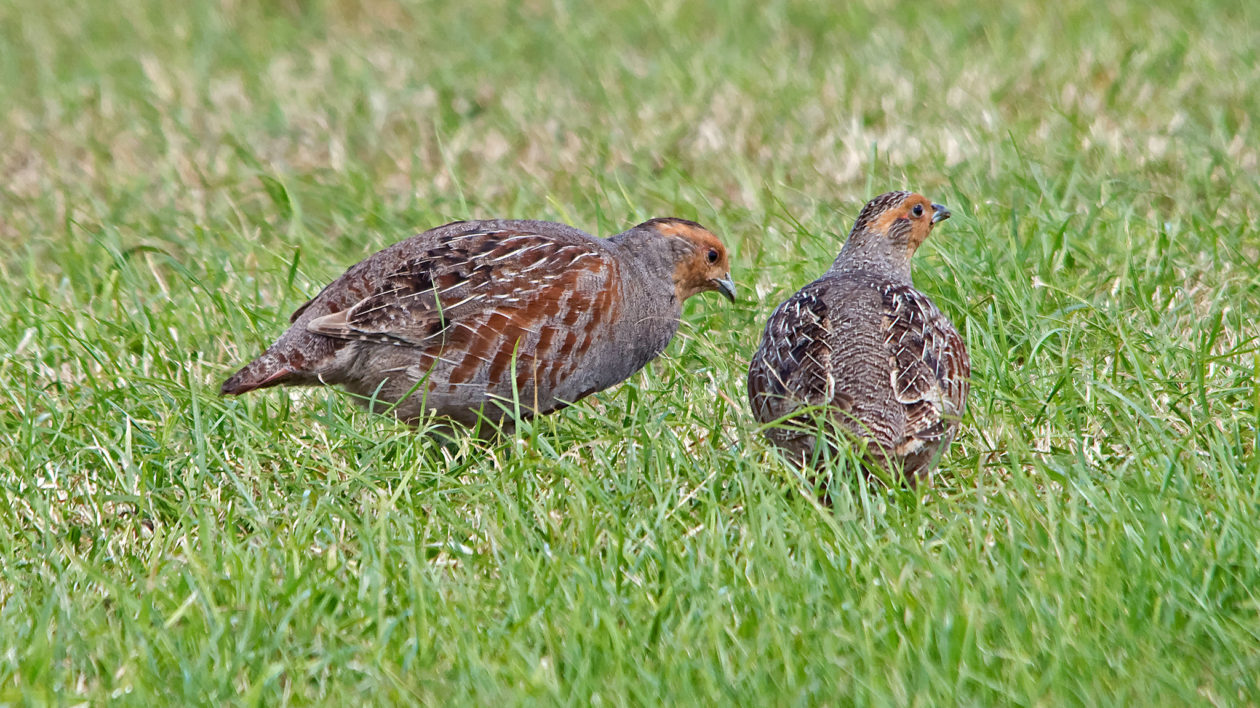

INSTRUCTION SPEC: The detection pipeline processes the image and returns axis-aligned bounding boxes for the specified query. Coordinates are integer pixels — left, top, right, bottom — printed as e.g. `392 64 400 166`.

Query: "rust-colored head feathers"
832 191 951 282
640 217 735 302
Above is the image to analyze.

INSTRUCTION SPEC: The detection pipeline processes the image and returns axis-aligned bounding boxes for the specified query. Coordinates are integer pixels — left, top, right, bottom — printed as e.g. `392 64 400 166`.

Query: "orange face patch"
902 195 938 252
675 236 732 300
867 193 939 255
639 217 734 302
871 206 906 235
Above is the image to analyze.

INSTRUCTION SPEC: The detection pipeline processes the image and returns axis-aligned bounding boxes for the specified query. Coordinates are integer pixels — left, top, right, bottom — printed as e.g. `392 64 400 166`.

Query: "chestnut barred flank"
747 191 969 486
223 217 734 429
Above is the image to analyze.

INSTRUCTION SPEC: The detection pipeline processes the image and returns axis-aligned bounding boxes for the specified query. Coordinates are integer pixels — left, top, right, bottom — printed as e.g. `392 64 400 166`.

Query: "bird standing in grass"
222 217 735 429
747 191 969 485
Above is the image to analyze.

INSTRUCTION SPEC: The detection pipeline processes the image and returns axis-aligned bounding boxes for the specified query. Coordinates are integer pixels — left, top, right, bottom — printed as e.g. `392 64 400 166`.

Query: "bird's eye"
707 248 719 264
911 204 925 218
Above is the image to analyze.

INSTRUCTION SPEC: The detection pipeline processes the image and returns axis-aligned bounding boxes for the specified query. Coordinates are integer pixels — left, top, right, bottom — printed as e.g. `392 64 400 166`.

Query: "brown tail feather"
220 354 296 395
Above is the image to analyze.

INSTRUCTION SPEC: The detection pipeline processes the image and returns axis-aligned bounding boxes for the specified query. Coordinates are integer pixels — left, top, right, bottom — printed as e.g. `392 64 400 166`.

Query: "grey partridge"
747 191 969 485
222 217 735 428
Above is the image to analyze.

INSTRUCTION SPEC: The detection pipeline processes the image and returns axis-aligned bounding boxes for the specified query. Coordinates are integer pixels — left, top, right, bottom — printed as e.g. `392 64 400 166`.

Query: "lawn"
2 0 1259 704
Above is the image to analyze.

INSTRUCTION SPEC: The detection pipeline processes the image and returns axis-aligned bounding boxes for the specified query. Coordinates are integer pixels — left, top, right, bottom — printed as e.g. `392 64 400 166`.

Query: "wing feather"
750 275 969 478
306 227 619 395
880 284 970 459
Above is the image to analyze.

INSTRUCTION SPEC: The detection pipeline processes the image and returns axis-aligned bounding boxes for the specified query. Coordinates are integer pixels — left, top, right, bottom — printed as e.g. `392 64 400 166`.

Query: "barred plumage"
747 191 969 485
223 217 735 429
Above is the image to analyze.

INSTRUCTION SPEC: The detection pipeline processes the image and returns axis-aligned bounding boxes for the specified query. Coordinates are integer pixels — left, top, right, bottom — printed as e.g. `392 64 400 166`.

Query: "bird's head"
852 191 951 255
636 217 736 303
834 191 951 279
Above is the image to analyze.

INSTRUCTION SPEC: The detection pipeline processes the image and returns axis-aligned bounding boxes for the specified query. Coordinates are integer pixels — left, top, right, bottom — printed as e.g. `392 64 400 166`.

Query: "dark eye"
707 248 719 264
911 204 924 218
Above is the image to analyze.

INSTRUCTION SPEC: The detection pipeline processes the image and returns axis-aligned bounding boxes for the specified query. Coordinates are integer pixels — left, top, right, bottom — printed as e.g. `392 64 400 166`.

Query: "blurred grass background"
2 0 1259 703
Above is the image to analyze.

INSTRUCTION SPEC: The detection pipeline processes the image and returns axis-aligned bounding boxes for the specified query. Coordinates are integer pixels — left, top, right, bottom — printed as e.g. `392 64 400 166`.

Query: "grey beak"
931 204 951 224
713 275 736 302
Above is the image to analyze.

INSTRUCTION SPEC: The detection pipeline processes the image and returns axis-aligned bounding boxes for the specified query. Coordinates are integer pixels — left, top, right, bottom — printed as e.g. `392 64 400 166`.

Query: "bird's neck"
827 232 914 284
609 231 692 301
603 235 683 362
610 230 675 272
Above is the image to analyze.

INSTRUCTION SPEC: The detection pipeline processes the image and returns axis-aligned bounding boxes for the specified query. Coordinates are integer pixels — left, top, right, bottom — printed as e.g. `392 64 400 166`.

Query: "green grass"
3 0 1260 703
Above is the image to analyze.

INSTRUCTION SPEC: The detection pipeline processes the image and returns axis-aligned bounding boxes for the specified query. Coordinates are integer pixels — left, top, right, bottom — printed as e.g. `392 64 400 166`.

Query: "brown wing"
880 284 970 457
748 284 839 422
750 276 969 476
305 226 620 396
748 282 860 465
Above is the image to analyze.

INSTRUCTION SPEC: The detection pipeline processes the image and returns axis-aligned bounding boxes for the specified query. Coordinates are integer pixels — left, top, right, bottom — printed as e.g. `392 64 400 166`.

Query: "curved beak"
712 274 736 302
931 203 951 224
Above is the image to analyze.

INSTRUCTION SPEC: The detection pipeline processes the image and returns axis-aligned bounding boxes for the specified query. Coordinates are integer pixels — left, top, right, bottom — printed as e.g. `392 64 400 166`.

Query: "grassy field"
3 0 1259 703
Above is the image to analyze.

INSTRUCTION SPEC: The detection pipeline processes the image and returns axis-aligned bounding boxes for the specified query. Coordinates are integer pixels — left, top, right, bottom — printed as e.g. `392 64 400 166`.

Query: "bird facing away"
747 191 969 485
222 217 735 429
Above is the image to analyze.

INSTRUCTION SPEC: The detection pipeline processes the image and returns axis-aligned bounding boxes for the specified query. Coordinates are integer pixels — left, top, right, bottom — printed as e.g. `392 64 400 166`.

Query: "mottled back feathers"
747 191 969 484
222 218 734 428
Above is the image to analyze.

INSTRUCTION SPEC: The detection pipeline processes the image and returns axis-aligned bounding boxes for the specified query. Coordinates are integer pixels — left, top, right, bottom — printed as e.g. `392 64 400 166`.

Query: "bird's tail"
220 350 298 395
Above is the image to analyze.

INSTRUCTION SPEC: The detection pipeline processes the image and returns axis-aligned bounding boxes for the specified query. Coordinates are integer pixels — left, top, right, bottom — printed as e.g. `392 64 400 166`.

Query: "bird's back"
222 219 683 426
749 270 968 480
227 221 601 421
